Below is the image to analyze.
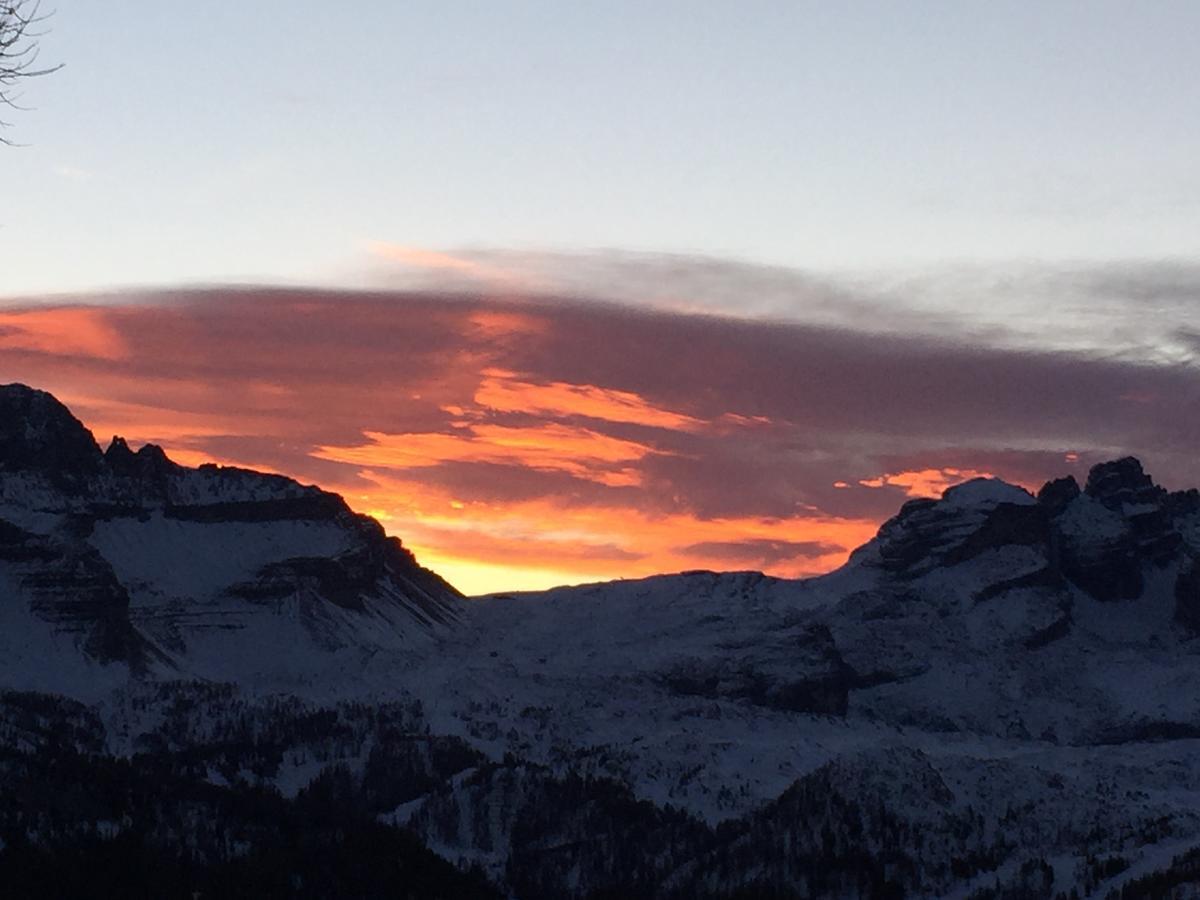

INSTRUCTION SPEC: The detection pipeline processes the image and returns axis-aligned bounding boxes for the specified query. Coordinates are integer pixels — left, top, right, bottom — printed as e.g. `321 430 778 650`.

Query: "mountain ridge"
0 383 462 693
3 383 1200 897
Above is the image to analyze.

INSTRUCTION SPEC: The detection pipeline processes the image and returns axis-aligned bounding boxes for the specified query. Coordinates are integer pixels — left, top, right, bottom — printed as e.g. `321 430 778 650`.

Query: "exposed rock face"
871 480 1043 577
1052 492 1144 602
1087 456 1160 506
1038 458 1189 602
228 520 460 627
0 517 154 668
100 435 178 501
1036 475 1080 517
0 383 462 680
863 459 1197 606
1085 457 1182 563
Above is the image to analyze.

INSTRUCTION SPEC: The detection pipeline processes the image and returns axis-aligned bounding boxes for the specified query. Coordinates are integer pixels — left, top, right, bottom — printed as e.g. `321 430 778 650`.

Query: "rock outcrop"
0 516 153 667
862 458 1197 607
870 479 1044 577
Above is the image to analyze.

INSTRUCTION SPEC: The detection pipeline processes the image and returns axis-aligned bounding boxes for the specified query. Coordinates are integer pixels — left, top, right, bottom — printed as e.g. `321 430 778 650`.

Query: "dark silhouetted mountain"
0 384 102 481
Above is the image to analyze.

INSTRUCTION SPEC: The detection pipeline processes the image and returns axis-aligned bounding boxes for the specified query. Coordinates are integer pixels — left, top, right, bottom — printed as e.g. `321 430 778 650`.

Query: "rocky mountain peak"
869 477 1041 577
0 383 102 479
103 435 136 466
1073 456 1183 572
861 458 1199 615
1084 456 1163 511
1035 475 1080 516
104 435 177 483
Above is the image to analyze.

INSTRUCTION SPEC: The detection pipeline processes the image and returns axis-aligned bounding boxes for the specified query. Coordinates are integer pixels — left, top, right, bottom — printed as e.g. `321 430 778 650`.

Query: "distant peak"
941 477 1035 509
0 383 41 401
137 443 170 463
1084 457 1161 511
105 435 135 461
135 443 177 475
1086 455 1149 488
103 435 175 477
0 383 102 477
0 382 67 412
1036 475 1081 517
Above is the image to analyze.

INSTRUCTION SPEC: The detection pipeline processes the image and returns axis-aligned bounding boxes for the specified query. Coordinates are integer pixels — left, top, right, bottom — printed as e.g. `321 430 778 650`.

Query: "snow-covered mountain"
399 460 1200 895
0 384 461 695
3 383 1200 898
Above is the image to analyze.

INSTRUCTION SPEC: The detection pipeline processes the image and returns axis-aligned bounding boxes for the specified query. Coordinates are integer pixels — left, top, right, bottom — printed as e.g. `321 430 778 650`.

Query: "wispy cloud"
369 243 541 293
471 368 706 431
370 248 1200 364
315 423 664 488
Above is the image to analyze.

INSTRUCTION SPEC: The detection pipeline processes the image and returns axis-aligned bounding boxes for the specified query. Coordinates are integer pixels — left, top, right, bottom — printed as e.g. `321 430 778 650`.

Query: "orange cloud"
468 311 548 339
314 422 665 487
858 467 998 498
473 369 706 431
0 307 127 360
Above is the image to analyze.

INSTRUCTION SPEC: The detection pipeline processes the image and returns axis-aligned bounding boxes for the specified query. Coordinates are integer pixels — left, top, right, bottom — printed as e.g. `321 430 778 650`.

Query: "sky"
1 3 1198 593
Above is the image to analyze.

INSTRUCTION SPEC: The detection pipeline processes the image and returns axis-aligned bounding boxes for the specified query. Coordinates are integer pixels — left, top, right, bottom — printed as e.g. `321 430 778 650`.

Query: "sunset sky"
2 3 1198 593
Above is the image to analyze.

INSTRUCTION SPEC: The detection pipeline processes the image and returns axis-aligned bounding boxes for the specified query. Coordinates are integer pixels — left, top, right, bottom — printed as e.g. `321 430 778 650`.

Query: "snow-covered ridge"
0 383 462 692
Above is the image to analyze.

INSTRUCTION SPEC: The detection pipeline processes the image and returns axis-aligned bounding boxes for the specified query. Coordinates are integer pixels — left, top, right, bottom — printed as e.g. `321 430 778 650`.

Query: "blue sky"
4 1 1199 296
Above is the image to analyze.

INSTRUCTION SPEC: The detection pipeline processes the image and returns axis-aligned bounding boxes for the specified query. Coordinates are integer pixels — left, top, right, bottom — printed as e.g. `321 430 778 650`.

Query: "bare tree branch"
1 1 62 144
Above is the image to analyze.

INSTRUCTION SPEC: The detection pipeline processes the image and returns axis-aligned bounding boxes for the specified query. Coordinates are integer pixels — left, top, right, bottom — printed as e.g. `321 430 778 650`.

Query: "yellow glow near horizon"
409 549 611 597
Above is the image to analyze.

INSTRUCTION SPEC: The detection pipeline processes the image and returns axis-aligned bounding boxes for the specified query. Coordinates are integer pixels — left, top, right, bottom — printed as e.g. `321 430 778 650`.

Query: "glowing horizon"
3 285 1194 595
68 403 941 595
